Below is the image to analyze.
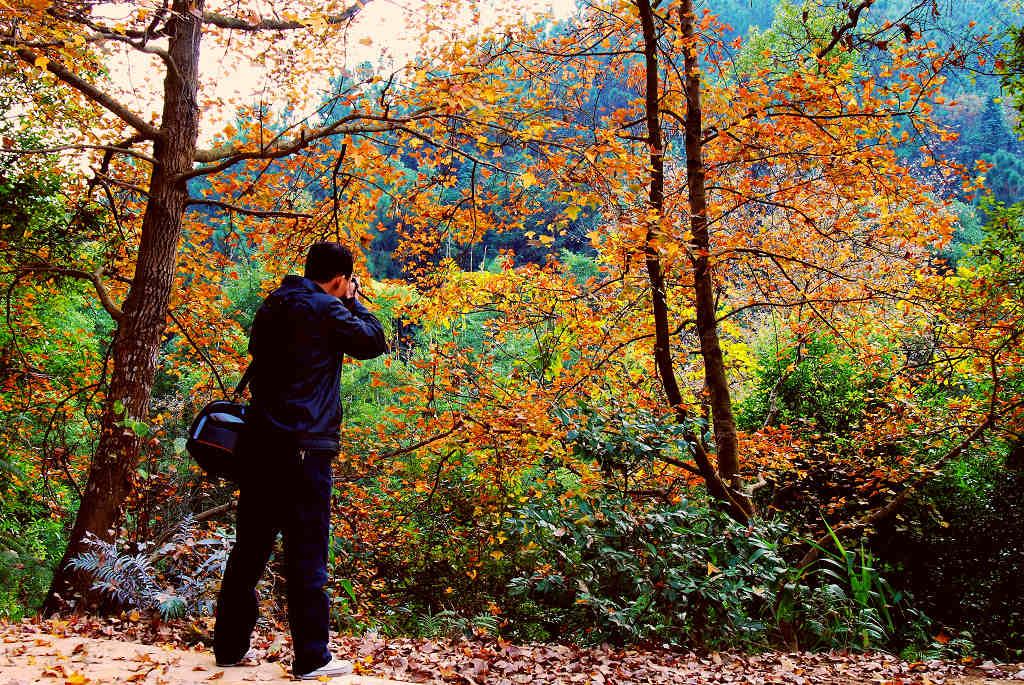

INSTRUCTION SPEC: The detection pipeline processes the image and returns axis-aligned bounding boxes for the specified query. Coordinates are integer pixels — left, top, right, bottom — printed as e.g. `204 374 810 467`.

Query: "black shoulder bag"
185 364 254 482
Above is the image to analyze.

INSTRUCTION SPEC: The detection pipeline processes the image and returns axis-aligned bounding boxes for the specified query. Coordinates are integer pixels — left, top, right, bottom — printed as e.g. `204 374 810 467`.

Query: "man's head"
305 242 354 298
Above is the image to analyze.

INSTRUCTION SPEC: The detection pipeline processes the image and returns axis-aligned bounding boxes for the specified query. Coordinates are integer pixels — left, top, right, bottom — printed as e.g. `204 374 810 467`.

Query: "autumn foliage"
1 0 1022 659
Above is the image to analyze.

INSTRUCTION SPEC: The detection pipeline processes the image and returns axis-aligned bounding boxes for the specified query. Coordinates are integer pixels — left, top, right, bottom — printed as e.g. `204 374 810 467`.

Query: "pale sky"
102 0 576 144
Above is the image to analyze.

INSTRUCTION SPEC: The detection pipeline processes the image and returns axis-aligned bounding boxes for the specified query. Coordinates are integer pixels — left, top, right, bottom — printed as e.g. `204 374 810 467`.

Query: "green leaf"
113 399 125 415
122 419 149 438
173 437 188 456
340 578 357 604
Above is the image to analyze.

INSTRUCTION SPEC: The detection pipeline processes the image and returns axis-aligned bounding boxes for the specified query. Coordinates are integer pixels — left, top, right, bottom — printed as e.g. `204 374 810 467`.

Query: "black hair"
304 242 353 282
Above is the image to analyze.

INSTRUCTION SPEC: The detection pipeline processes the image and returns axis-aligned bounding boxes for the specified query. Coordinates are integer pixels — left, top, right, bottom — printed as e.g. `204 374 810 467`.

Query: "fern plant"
67 517 234 619
67 535 162 608
413 608 500 639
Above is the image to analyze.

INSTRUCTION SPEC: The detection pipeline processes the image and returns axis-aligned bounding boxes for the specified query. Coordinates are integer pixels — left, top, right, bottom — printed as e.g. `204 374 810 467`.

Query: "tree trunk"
43 0 205 614
678 0 748 511
635 0 751 522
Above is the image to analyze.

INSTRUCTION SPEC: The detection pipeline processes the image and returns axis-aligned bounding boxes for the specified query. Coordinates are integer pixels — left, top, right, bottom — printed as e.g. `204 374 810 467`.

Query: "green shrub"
873 445 1024 660
738 333 877 439
505 493 786 648
503 489 932 652
783 527 931 653
0 519 60 620
558 402 696 483
0 450 66 619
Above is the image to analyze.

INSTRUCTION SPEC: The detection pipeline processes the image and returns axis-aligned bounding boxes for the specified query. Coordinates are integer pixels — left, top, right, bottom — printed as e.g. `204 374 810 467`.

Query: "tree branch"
796 406 1011 569
92 171 150 197
186 109 435 179
816 0 876 60
166 308 228 397
657 452 702 476
149 502 235 553
20 264 123 322
16 49 161 140
1 144 156 165
366 420 465 465
202 0 369 32
186 198 312 219
96 33 174 63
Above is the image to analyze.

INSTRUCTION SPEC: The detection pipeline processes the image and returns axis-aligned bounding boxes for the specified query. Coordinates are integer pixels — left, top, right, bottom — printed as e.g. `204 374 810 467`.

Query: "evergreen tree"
968 97 1010 159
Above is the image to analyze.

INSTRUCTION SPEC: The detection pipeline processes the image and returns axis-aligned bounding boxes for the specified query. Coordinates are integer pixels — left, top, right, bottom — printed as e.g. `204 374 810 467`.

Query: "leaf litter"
2 617 1022 684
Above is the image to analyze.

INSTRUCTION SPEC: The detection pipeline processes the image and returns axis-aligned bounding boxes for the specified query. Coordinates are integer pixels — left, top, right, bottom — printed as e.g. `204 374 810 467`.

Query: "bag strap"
233 361 255 399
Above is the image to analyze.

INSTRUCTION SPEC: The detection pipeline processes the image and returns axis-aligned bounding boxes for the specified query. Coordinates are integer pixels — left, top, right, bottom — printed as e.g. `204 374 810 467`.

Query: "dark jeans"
214 444 335 675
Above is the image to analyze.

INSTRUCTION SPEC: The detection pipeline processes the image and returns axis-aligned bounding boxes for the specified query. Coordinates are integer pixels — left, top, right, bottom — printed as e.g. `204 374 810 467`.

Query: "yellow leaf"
359 37 373 46
34 55 49 70
565 205 582 220
490 550 504 560
706 561 719 575
520 171 537 188
66 672 88 685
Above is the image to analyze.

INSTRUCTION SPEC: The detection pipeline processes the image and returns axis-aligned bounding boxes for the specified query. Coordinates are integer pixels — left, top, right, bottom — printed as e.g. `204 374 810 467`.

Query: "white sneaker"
298 657 354 680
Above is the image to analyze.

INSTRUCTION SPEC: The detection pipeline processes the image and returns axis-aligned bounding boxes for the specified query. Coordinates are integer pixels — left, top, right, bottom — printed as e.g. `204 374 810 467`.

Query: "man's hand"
346 275 359 302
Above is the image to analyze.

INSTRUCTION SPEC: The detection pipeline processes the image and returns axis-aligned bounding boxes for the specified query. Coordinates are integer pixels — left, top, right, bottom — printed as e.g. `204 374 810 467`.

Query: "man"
214 242 387 679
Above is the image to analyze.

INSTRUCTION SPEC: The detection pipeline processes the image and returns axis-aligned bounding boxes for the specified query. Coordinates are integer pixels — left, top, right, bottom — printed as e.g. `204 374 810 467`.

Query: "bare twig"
796 403 1014 569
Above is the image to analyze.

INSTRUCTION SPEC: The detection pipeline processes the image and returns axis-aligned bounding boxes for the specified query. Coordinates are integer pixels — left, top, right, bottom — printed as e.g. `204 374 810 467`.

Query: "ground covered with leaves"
2 617 1023 684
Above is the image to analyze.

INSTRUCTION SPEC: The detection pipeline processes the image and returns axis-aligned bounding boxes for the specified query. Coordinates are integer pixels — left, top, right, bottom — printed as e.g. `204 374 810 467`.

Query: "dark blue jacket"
246 275 387 450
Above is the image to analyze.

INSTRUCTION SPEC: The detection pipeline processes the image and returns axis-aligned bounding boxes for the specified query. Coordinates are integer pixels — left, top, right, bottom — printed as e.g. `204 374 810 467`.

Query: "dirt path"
0 629 405 685
2 619 1023 684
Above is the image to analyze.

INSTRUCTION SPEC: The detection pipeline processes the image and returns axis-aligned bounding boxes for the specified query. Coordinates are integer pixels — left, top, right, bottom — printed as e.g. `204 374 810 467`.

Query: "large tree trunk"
635 0 751 522
44 0 204 614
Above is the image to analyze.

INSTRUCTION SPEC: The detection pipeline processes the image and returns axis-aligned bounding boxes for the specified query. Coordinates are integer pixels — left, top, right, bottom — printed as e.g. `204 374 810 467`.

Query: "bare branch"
0 39 66 49
149 502 235 553
166 308 227 396
395 125 509 172
367 420 465 465
656 453 702 476
87 31 171 62
16 49 161 140
797 406 1007 569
